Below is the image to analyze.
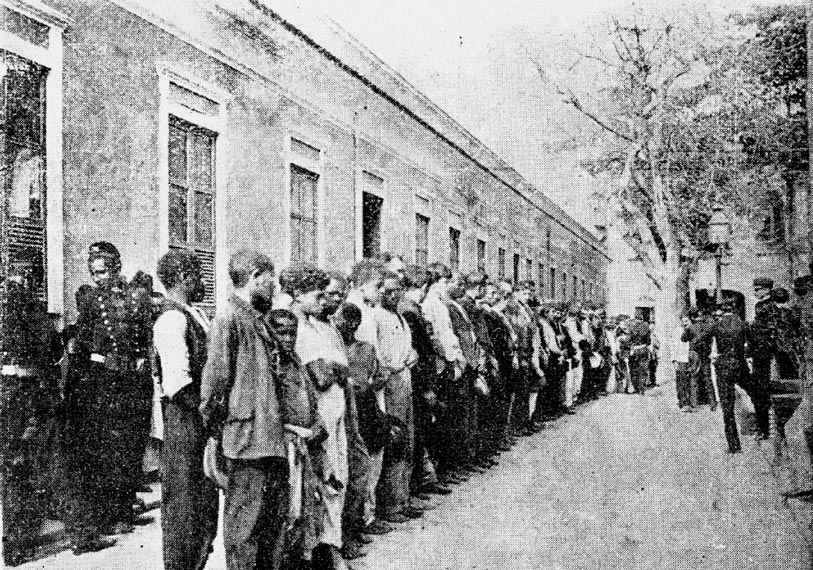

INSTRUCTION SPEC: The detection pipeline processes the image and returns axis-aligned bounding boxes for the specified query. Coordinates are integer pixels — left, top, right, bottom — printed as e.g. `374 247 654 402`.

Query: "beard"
250 290 272 314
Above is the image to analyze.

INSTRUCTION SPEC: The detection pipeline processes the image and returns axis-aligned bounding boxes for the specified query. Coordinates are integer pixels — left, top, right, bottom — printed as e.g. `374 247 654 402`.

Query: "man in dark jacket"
459 272 500 467
703 301 750 453
154 249 218 570
749 276 777 439
67 242 153 553
200 250 288 570
682 308 716 410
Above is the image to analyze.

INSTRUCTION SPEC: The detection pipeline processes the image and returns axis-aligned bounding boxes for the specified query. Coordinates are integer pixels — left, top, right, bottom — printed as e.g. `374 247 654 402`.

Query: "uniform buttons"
97 296 103 302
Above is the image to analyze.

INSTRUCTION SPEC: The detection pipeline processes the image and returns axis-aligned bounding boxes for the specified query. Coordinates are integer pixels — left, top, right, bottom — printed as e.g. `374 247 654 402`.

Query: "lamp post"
707 207 732 305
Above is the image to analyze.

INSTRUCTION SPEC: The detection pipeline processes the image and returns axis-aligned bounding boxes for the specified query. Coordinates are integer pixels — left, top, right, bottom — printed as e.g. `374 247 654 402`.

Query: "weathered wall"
43 0 606 319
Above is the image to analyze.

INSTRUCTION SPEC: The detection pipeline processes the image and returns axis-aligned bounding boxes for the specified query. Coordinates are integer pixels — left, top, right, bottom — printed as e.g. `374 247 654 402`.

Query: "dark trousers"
675 362 692 408
65 366 151 538
162 400 219 570
629 354 650 394
747 357 772 437
344 387 370 538
224 457 289 570
714 357 743 452
0 375 48 559
690 354 715 407
437 369 474 473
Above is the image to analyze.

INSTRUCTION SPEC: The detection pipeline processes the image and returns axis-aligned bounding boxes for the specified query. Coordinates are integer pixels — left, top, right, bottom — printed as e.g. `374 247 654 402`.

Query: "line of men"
675 276 813 456
0 243 633 569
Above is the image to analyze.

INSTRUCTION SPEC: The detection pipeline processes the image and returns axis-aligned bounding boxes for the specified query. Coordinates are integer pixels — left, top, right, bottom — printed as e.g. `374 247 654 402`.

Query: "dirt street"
19 381 811 570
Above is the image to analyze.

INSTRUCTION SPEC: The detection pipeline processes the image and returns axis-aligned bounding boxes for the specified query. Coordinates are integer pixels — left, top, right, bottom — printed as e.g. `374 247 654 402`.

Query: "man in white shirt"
674 315 694 411
153 249 218 570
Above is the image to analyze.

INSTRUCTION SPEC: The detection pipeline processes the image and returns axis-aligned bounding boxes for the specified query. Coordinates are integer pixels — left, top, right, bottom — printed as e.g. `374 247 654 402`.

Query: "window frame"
355 167 386 261
1 0 70 314
415 212 430 268
157 63 228 307
285 131 325 265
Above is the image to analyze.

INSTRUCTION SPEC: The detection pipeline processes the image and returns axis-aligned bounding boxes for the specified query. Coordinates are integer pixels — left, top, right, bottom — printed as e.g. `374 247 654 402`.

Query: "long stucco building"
1 0 607 321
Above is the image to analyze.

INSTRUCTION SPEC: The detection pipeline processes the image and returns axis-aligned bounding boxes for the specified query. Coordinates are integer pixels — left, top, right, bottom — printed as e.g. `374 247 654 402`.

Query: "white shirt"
294 315 349 367
153 305 210 399
672 326 689 363
422 285 464 364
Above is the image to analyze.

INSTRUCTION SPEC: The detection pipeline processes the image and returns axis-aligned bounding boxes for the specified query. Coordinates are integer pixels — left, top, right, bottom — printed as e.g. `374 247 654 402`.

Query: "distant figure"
703 301 750 453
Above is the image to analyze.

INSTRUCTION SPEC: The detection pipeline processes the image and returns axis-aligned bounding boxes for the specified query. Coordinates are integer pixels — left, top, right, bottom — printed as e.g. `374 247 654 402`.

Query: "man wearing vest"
154 249 219 570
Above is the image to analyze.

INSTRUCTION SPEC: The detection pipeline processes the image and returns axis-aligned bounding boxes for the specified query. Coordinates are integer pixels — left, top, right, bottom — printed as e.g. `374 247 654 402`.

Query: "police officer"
749 276 777 439
626 312 651 395
704 300 750 453
0 261 61 564
65 242 153 554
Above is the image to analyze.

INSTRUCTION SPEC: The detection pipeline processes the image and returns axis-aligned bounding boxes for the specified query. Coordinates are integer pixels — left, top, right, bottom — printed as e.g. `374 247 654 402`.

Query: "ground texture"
19 380 812 570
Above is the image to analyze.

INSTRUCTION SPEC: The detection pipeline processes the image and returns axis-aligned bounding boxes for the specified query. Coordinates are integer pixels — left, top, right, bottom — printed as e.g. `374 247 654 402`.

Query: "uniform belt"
90 353 145 372
1 365 36 377
90 353 107 364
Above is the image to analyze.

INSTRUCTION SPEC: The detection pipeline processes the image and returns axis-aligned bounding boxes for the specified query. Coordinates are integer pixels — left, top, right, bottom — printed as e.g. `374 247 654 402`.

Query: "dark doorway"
362 191 383 259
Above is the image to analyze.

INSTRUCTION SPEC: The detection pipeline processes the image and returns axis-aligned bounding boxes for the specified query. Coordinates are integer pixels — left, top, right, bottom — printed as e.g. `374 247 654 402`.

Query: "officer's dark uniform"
791 276 813 459
0 277 61 564
626 318 651 394
749 277 777 438
65 245 153 542
705 307 750 453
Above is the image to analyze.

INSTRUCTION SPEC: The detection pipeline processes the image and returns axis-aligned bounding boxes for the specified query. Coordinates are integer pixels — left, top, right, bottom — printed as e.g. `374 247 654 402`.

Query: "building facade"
1 0 607 323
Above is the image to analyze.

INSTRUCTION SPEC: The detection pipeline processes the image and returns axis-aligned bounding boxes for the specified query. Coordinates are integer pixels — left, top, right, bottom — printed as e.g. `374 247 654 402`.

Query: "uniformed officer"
626 314 651 395
749 276 777 439
704 300 750 453
0 262 62 564
65 242 153 554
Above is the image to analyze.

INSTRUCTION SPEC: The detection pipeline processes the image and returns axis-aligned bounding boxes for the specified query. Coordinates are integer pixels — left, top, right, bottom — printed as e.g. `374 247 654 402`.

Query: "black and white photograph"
0 0 812 568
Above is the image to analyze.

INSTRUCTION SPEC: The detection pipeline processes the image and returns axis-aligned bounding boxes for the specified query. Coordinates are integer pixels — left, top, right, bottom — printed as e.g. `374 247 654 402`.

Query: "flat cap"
753 277 774 288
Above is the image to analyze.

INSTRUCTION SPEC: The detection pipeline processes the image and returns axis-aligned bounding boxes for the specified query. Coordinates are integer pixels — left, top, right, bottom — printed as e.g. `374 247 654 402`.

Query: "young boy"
333 303 384 552
266 309 325 569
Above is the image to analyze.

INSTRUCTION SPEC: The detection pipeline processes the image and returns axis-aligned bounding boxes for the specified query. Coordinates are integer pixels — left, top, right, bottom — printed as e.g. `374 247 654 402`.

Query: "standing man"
283 264 351 570
68 242 153 552
749 277 777 440
200 250 288 570
683 308 716 409
703 300 751 453
480 283 518 449
625 312 651 395
153 249 218 570
674 314 694 411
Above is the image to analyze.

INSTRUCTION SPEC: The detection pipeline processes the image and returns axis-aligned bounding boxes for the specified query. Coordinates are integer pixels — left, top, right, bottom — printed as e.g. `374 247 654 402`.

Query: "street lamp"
707 207 732 305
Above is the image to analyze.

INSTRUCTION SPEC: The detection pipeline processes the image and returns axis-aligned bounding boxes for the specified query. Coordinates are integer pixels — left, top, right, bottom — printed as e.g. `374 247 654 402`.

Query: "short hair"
379 270 401 285
156 248 201 290
772 287 789 303
327 270 349 288
337 302 362 326
278 262 330 296
463 272 488 289
497 280 513 294
350 258 385 287
228 250 274 287
267 308 298 329
427 262 451 284
401 265 429 290
379 252 402 264
519 280 535 291
131 270 154 292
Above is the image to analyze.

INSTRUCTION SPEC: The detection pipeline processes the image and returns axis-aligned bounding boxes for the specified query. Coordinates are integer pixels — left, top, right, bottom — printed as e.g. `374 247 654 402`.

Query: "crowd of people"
1 242 668 569
672 277 813 459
